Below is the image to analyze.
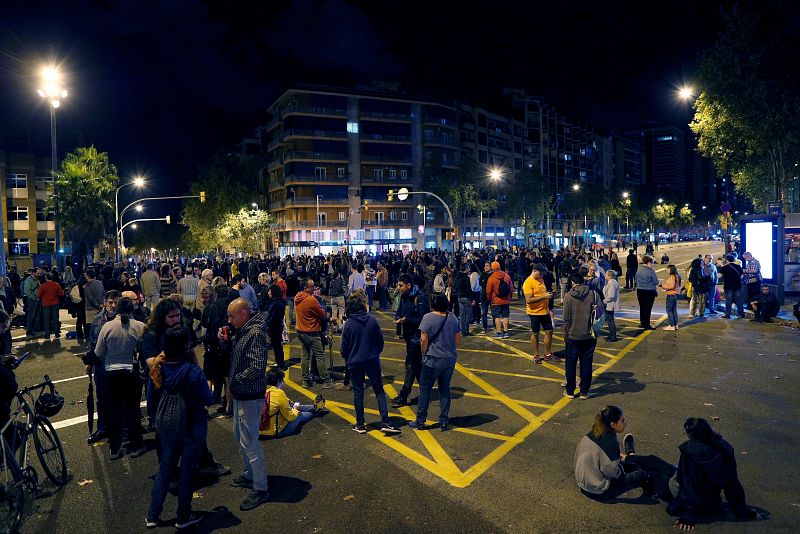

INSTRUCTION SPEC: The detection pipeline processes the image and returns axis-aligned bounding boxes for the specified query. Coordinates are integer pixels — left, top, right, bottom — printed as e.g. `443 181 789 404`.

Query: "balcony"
266 116 282 131
360 133 411 143
9 220 29 231
284 151 349 163
423 116 457 128
361 174 413 184
283 128 347 140
362 219 410 227
423 134 459 147
267 137 283 151
282 197 349 207
284 220 349 229
281 104 347 118
360 153 412 164
360 110 412 122
283 173 349 184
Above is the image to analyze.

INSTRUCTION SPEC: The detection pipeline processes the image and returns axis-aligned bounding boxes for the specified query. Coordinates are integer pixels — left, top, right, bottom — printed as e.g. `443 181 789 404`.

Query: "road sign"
397 187 409 201
720 202 731 213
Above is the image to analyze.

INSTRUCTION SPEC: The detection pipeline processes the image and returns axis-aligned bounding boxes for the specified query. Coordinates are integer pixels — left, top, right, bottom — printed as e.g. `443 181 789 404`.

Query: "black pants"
624 454 676 502
106 369 142 451
76 306 89 339
268 328 285 368
625 269 637 289
605 311 617 339
565 338 596 394
399 337 422 400
637 289 657 328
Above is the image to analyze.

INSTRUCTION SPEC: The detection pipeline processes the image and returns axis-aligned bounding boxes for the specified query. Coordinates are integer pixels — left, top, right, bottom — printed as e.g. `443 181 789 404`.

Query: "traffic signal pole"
389 188 458 250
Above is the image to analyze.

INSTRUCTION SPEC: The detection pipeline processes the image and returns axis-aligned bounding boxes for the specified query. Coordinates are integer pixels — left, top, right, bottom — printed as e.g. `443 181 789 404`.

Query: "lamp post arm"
120 195 201 219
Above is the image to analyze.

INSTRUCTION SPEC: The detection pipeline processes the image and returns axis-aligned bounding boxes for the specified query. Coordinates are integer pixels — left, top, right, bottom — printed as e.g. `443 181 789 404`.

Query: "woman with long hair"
602 270 620 342
687 258 709 318
661 264 682 330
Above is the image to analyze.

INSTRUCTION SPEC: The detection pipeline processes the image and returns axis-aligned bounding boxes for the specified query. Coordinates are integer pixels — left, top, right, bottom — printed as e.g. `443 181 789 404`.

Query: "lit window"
338 211 346 221
656 135 674 142
10 238 29 255
389 169 397 179
337 167 345 177
400 169 408 179
347 122 359 134
563 154 572 161
390 211 397 221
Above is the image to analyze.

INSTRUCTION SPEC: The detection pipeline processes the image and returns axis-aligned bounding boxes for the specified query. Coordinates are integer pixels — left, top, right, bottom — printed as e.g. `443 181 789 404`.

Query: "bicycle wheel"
0 444 25 534
32 418 67 486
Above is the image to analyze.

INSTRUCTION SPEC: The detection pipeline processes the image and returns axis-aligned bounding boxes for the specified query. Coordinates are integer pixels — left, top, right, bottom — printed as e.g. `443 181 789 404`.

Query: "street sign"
397 187 409 201
720 202 731 213
768 201 783 215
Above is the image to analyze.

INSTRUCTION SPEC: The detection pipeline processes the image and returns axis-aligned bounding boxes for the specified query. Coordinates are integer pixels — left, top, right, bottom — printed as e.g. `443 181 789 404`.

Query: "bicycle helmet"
36 391 65 417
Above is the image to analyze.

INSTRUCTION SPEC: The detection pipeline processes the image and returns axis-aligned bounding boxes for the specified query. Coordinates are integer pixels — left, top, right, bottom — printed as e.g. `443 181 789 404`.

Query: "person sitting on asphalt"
667 417 763 530
341 292 401 435
661 253 670 264
749 284 779 323
258 368 325 438
575 405 676 502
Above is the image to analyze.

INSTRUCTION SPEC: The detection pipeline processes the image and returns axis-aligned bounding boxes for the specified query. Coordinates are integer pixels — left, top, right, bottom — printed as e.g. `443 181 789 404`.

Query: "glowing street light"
135 205 143 213
658 198 664 204
678 86 694 101
115 175 147 260
572 183 580 191
622 191 629 199
251 202 258 209
131 224 138 230
489 167 503 182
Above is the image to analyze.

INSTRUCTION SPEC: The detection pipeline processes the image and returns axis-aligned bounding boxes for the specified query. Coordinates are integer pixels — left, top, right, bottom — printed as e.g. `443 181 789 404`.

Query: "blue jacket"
149 361 213 438
395 285 429 339
340 311 384 365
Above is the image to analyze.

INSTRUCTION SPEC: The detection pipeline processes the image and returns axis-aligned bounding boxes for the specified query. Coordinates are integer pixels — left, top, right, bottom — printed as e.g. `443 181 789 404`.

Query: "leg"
105 371 125 452
724 289 733 316
436 363 454 425
94 364 108 433
147 435 181 521
237 399 268 491
124 372 143 448
415 361 436 424
278 411 314 437
564 341 578 394
269 330 285 368
175 437 203 522
364 359 390 424
636 291 646 327
298 334 312 383
43 306 52 337
311 335 330 382
349 363 367 426
735 288 744 317
606 311 616 339
577 339 596 394
399 338 421 400
530 331 540 356
481 302 489 331
543 329 554 354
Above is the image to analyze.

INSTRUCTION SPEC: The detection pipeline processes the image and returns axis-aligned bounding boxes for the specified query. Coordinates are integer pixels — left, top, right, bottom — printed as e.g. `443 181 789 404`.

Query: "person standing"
688 258 709 318
295 279 333 388
408 294 461 431
393 273 429 407
93 297 146 460
263 285 287 370
478 262 492 335
634 256 659 330
625 249 638 290
661 265 682 331
37 273 64 339
363 264 377 311
703 255 719 315
719 255 744 319
328 271 346 333
562 270 599 398
83 290 119 444
486 261 514 339
84 269 106 327
341 293 401 435
453 263 473 336
141 263 161 311
523 264 555 363
741 252 762 308
23 267 41 337
602 270 621 342
177 267 199 313
224 298 271 511
347 264 366 295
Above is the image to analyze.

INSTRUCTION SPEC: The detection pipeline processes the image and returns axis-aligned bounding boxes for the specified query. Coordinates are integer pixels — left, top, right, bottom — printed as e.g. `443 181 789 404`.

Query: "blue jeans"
724 288 744 317
416 358 455 425
148 432 203 522
287 298 296 325
706 286 717 313
93 363 108 433
366 285 375 309
458 297 472 334
348 358 390 426
665 295 679 327
481 301 489 330
233 398 268 491
565 338 596 395
379 286 389 310
278 406 315 437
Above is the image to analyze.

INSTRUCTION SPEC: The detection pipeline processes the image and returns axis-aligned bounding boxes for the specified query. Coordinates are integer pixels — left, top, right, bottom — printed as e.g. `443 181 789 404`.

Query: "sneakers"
145 517 159 529
662 325 676 331
302 380 314 388
544 353 560 362
502 332 510 339
392 396 408 407
393 335 402 340
229 474 254 489
492 332 504 338
533 355 543 365
380 423 402 435
128 443 148 458
478 330 488 336
87 429 108 444
352 424 367 434
580 391 595 399
563 390 577 399
407 420 425 430
314 394 326 412
198 461 231 478
334 383 352 391
109 447 124 461
321 380 336 389
175 512 205 529
240 489 270 511
623 433 636 455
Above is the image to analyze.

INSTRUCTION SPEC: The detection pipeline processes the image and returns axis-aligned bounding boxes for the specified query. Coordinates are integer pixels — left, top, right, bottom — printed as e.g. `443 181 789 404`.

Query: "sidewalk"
715 297 799 326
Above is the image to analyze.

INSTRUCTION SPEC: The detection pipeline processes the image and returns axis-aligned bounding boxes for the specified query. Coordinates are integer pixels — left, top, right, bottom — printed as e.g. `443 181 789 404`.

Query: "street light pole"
115 176 145 261
316 194 323 257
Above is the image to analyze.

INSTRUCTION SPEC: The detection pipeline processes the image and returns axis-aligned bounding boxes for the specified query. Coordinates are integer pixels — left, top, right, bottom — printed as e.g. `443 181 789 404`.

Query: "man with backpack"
486 261 514 339
393 273 430 408
562 267 601 399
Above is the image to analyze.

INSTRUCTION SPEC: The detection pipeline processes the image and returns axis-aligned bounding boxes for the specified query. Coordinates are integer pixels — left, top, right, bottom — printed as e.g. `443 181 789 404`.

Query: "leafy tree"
503 168 552 244
182 151 259 250
48 146 119 265
420 155 496 232
677 205 694 228
690 3 800 210
651 203 676 231
216 208 275 253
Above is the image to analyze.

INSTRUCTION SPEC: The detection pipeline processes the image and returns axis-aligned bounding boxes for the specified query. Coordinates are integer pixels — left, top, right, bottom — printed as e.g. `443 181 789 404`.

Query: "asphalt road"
7 241 800 533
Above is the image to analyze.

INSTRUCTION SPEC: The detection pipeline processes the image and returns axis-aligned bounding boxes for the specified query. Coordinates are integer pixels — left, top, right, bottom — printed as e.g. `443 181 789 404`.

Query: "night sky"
0 0 741 216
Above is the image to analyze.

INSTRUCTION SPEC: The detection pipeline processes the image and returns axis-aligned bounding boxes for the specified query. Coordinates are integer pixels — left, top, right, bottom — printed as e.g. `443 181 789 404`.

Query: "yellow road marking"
484 334 565 376
385 379 554 409
454 363 539 424
460 366 564 383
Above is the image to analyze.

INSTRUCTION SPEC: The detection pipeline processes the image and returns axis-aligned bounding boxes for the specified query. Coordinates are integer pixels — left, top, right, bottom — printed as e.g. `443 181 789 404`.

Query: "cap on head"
491 261 501 271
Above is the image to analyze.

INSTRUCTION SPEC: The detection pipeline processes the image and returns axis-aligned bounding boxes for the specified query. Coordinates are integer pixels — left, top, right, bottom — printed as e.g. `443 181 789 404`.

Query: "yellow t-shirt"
523 275 548 316
258 386 298 436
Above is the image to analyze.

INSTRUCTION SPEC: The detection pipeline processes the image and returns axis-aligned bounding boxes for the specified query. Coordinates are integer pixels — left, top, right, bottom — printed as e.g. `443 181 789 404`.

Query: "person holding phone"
258 368 325 438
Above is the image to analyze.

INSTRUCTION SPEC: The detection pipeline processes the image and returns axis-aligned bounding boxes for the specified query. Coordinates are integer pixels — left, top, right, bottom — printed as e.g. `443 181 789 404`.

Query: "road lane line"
484 335 564 376
52 401 147 430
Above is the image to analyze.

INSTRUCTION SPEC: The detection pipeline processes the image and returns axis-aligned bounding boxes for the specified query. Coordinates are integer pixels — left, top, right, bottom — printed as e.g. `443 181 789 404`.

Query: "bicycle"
1 353 68 533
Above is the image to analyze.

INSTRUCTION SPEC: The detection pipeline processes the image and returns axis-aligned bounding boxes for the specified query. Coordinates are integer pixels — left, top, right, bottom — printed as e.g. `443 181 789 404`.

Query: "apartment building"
261 85 459 255
0 150 56 265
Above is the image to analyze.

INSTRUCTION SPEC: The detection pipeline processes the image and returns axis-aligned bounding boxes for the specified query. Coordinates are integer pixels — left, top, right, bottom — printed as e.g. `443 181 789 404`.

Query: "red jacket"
486 271 513 306
36 280 64 307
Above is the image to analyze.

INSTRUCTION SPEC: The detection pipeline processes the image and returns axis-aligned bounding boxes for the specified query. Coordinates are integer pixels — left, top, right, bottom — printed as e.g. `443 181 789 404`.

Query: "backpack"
497 276 510 299
590 290 606 338
259 390 279 435
155 387 189 440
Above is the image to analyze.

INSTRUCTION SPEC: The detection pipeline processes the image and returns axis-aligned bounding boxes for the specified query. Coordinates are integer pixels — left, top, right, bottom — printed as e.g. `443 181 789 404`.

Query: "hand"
675 519 694 530
293 402 300 410
85 365 93 376
545 292 553 299
395 318 405 324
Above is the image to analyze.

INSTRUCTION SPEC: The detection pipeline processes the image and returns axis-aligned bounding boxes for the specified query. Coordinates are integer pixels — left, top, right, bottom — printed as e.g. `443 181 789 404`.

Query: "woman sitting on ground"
258 368 325 438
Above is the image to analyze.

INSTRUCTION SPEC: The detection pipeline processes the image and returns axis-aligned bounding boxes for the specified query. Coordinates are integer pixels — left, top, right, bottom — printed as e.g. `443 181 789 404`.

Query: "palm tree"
47 146 119 268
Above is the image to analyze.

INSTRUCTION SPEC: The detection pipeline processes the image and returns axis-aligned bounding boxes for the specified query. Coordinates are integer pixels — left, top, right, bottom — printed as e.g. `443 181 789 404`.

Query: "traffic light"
165 215 171 224
364 200 369 213
200 191 206 203
388 189 394 202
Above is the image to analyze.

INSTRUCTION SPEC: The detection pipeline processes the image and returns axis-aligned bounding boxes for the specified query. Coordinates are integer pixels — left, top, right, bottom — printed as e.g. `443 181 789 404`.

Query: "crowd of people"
1 238 789 529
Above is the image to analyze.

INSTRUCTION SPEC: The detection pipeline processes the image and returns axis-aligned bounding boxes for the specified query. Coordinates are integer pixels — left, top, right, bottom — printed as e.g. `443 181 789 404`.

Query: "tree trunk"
93 242 101 263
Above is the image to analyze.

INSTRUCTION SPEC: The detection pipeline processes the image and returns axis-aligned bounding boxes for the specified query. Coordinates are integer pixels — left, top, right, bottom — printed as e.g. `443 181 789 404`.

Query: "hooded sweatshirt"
666 438 751 524
294 291 325 333
563 284 596 341
150 360 213 438
574 430 624 494
340 310 384 365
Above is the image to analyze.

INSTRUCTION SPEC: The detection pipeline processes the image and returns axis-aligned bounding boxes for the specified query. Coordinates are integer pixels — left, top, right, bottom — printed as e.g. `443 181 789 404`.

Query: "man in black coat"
625 250 638 290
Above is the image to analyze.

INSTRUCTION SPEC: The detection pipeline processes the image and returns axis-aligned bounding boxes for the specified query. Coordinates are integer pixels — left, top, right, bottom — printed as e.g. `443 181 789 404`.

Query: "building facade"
0 150 56 266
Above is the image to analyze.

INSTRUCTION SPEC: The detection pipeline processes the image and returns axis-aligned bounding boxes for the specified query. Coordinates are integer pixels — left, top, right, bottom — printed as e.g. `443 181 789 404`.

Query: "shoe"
563 391 577 399
313 394 326 412
87 430 108 444
321 380 336 389
606 337 619 342
722 315 731 318
352 424 367 434
145 517 159 529
334 383 352 391
462 331 472 336
662 325 676 331
643 326 655 331
502 332 510 339
492 332 504 338
407 421 425 430
109 447 125 461
623 433 636 455
392 396 408 407
175 512 205 529
533 355 543 364
380 423 402 435
303 381 315 388
240 489 270 511
129 444 147 458
199 462 231 477
708 311 718 315
229 474 254 488
440 423 449 432
580 391 595 399
478 330 487 336
393 335 402 340
548 353 561 362
281 339 289 345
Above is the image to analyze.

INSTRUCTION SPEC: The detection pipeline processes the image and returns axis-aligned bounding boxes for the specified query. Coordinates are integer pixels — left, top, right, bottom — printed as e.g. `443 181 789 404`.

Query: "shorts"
490 304 510 319
528 314 554 333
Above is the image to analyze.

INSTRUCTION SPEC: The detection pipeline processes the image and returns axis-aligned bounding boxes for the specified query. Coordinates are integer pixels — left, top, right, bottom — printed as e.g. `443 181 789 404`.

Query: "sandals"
533 355 543 364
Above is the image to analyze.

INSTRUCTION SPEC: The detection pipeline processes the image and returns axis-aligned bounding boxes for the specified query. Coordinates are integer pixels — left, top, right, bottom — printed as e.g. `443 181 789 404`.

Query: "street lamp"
316 194 324 256
572 183 580 192
489 167 503 182
678 86 695 101
114 175 146 260
36 64 68 269
658 198 664 204
251 202 258 209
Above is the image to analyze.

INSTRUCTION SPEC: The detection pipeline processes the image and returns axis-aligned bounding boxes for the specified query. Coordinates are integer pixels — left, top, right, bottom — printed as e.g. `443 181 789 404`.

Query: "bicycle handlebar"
9 351 30 370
